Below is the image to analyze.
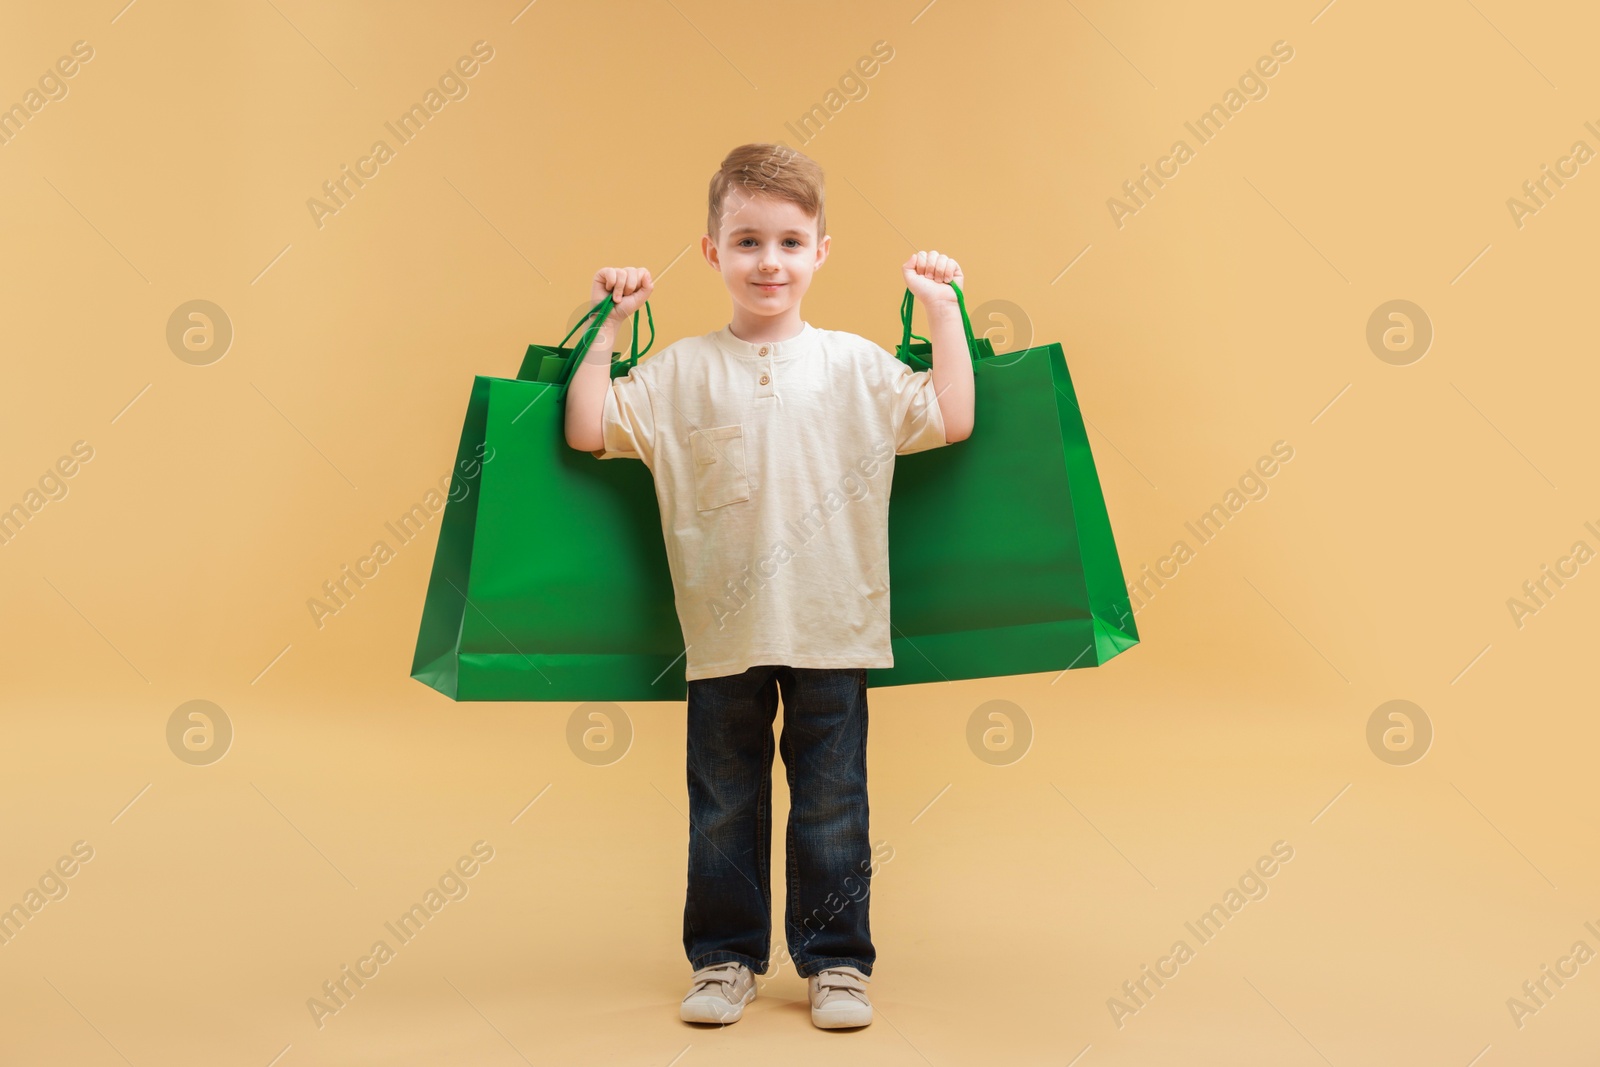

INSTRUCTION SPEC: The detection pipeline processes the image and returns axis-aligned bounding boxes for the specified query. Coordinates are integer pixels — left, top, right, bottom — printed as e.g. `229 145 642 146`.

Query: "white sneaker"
680 961 757 1024
807 965 872 1028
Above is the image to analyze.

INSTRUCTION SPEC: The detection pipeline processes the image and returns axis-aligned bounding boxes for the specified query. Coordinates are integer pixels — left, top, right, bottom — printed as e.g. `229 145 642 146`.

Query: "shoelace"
688 963 745 1000
813 968 869 1003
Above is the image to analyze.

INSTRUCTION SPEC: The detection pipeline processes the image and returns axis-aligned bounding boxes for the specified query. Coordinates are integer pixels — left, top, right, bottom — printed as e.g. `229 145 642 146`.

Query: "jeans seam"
783 707 799 965
758 700 773 940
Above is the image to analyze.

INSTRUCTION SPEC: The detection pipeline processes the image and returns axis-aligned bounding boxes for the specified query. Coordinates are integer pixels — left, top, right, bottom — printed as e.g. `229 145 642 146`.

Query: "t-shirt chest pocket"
689 423 751 511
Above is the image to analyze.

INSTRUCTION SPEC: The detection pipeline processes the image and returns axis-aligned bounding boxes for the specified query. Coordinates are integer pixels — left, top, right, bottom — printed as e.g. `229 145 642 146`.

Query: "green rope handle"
898 280 978 370
556 294 654 400
629 299 655 362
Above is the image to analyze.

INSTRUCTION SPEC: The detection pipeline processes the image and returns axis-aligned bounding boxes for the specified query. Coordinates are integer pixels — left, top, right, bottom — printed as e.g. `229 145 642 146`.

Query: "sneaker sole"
811 1005 872 1029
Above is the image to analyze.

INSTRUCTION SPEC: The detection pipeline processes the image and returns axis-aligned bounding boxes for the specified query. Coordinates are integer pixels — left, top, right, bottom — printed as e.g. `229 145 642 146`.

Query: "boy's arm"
902 250 974 443
926 299 975 442
566 266 654 452
563 318 618 452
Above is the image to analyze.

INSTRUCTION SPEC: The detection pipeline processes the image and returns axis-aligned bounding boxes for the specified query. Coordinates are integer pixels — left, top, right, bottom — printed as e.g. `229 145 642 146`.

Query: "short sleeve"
873 345 948 455
598 368 656 464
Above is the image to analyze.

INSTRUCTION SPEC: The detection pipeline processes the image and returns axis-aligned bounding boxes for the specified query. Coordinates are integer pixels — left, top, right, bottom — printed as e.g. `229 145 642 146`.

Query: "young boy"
563 143 974 1029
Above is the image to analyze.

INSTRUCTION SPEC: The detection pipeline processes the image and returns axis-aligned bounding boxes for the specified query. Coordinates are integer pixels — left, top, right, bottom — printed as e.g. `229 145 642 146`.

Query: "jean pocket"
690 423 751 511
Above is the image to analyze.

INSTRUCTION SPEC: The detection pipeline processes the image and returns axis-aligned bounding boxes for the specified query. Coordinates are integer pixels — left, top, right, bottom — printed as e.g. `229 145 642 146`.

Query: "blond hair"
706 143 826 243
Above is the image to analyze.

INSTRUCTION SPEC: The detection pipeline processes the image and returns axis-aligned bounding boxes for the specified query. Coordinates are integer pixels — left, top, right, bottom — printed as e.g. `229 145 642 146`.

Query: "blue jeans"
683 664 875 979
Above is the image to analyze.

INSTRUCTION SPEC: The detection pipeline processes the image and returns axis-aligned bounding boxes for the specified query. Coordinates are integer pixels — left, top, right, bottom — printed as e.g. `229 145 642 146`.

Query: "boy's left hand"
902 250 963 306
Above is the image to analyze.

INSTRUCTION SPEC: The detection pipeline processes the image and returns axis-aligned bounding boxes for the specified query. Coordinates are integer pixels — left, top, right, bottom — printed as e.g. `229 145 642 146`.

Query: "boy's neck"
726 306 807 345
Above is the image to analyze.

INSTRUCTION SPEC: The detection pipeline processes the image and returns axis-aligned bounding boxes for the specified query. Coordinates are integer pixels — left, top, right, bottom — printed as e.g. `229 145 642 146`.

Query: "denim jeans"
683 664 875 979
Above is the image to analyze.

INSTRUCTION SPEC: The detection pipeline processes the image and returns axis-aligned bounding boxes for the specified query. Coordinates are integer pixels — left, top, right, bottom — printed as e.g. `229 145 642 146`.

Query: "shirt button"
759 374 770 385
758 345 769 356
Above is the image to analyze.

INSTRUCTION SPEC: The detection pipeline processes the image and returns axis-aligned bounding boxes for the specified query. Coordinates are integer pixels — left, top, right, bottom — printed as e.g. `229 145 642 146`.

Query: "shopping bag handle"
559 294 654 366
897 280 978 369
555 294 654 400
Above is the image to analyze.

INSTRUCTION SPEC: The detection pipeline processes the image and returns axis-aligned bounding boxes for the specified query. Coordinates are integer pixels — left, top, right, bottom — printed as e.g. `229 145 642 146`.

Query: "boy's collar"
712 321 818 361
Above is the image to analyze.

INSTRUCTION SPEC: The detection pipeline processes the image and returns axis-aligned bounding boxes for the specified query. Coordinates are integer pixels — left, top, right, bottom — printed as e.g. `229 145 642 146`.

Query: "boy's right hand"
592 267 653 331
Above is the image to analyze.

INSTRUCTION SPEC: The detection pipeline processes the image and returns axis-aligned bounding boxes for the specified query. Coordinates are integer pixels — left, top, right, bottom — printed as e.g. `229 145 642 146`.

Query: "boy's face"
702 190 830 323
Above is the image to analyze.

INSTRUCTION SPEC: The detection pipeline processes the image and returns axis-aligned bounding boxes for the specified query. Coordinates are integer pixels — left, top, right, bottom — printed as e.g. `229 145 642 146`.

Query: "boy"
563 143 974 1029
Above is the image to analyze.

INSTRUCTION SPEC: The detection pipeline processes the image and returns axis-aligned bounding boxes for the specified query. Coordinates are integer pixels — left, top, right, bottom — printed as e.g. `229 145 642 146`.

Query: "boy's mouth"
753 281 785 292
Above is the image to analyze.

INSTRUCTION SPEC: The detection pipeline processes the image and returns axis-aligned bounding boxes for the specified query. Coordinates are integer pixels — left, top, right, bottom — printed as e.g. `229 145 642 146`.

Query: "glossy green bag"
410 296 694 701
868 283 1139 688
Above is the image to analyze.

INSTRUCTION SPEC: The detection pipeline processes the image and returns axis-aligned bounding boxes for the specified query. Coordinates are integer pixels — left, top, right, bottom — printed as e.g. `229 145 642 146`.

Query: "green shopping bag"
410 296 693 701
867 282 1139 688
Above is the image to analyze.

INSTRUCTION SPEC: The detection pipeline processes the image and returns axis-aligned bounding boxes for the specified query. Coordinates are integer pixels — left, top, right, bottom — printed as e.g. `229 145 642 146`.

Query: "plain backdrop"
1 1 1597 1064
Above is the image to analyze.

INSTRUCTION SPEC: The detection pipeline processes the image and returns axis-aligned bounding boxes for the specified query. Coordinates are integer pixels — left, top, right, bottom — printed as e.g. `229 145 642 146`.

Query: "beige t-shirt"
597 320 949 682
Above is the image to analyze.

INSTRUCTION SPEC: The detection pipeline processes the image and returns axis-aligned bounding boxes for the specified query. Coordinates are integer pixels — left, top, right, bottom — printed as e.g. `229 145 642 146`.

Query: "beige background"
3 0 1597 1064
